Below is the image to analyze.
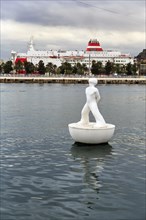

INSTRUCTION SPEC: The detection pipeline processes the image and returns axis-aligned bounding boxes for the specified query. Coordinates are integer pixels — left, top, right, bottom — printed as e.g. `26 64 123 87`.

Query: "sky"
1 0 145 60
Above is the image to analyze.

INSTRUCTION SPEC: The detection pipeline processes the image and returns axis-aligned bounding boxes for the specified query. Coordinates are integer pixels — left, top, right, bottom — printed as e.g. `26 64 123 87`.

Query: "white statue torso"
86 86 100 104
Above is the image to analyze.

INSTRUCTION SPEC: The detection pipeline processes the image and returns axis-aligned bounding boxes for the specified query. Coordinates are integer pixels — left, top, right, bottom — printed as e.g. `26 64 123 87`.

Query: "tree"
15 60 24 74
132 63 138 75
82 63 88 74
46 62 54 75
91 61 103 75
76 62 84 75
0 62 5 74
37 60 46 75
121 65 126 74
126 63 133 75
72 65 78 74
58 65 64 75
46 62 57 75
105 61 114 75
24 61 35 74
114 64 120 74
60 62 72 75
53 64 57 75
3 61 13 74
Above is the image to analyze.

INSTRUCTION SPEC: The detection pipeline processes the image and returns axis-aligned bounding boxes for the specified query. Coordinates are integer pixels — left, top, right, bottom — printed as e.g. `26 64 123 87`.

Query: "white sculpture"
68 78 115 144
78 78 106 127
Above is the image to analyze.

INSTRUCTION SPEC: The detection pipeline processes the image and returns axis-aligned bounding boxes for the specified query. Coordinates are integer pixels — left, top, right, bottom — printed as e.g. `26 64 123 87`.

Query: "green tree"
3 61 13 74
76 62 84 75
46 62 54 75
58 65 64 75
72 65 78 74
82 63 88 74
60 62 72 75
46 62 57 75
37 60 46 75
114 64 120 74
24 61 35 74
121 65 126 74
105 61 114 75
0 62 5 74
91 61 103 75
53 64 57 75
15 60 24 74
132 63 138 75
126 63 133 75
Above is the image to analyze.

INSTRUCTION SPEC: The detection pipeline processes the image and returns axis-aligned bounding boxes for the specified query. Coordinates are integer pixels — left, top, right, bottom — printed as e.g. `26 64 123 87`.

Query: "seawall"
0 76 146 84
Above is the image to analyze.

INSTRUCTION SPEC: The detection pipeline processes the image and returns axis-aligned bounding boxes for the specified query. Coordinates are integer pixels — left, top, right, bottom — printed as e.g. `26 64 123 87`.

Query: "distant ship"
11 37 134 67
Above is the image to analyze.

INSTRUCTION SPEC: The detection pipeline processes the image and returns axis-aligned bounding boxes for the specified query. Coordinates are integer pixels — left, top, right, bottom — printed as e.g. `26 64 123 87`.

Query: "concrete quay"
0 76 146 84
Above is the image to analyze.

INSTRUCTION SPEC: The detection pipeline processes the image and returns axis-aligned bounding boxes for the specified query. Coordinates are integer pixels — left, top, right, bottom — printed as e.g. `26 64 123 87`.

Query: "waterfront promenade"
0 75 146 84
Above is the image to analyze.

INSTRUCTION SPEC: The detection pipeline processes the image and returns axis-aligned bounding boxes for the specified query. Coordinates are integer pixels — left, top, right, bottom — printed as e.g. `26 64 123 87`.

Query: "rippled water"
0 83 145 220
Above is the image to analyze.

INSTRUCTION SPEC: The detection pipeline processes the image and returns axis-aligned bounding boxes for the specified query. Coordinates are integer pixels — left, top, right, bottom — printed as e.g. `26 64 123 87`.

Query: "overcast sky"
1 0 145 60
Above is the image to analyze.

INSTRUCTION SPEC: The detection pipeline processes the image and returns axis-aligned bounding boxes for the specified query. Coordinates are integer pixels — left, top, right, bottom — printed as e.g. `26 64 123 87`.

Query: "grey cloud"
1 0 144 32
1 0 145 60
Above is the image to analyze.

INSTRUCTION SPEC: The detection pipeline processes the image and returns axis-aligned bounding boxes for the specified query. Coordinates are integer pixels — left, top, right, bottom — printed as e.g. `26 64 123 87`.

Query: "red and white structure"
11 37 134 68
86 39 103 52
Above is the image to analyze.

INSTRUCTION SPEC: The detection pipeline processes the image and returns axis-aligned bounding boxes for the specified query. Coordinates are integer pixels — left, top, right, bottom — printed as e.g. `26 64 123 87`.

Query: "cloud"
1 0 145 60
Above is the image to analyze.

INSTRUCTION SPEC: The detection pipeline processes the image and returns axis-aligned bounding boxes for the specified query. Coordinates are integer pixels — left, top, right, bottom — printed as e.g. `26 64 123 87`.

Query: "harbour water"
0 83 145 220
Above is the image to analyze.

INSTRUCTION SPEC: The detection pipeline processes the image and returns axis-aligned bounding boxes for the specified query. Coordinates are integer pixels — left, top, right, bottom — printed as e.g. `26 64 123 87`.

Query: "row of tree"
0 59 139 76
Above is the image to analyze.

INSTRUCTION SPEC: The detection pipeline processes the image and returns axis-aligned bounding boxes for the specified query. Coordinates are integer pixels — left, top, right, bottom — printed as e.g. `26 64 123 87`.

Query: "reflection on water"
71 143 112 192
71 143 112 158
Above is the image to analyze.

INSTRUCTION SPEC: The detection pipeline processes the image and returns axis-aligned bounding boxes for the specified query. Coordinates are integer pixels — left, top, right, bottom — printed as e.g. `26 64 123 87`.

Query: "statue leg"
89 103 106 124
79 103 90 125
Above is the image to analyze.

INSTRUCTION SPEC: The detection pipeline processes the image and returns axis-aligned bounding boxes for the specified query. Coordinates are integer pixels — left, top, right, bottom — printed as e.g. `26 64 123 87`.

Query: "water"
0 83 145 220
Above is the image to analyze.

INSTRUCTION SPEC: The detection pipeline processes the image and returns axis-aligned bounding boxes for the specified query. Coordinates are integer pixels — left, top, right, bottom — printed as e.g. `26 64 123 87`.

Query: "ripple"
1 84 145 220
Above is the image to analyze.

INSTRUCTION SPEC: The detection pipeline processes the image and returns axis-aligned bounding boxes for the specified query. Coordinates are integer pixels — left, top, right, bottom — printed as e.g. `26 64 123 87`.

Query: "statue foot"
93 122 107 128
76 121 89 127
77 120 88 125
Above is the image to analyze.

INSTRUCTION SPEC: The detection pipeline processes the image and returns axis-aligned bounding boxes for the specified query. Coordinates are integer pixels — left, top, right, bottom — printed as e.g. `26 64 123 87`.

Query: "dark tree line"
91 60 138 75
0 59 139 76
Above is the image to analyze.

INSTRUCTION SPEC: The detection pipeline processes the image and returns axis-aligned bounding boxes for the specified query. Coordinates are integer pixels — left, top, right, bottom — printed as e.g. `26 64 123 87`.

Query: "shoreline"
0 76 146 84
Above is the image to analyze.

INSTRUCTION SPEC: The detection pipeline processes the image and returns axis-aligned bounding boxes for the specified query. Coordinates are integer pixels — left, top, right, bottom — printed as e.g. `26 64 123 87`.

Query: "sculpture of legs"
89 102 106 126
78 102 106 127
79 103 90 125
